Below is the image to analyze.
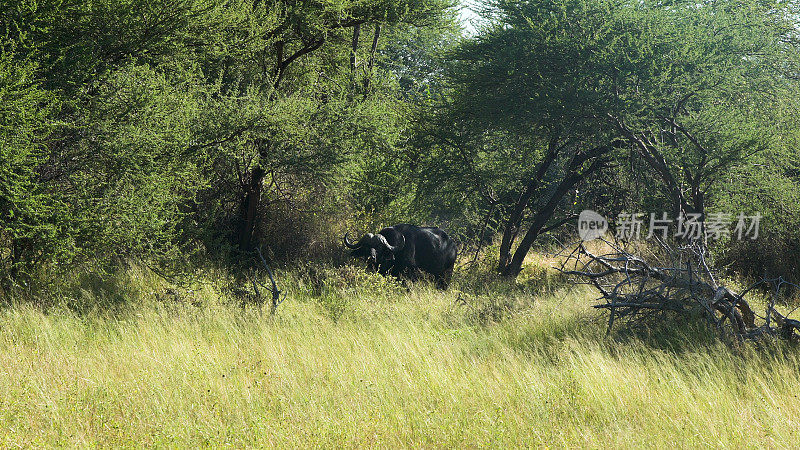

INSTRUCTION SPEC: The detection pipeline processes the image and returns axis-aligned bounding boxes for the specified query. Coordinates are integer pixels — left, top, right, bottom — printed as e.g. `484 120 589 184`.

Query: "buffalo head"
344 232 405 272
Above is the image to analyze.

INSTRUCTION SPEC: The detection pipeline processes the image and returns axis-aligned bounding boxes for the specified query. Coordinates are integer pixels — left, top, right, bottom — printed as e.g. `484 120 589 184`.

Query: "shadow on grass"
3 255 794 361
0 261 208 317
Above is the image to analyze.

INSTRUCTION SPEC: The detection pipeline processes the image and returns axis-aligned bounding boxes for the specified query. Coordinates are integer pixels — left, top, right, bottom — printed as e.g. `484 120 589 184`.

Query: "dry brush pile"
556 238 800 342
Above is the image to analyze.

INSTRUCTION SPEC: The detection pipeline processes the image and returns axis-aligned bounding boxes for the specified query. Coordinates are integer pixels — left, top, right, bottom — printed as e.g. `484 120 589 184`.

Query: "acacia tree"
599 0 800 218
424 0 624 277
0 0 457 286
223 0 455 251
0 42 60 285
424 0 800 278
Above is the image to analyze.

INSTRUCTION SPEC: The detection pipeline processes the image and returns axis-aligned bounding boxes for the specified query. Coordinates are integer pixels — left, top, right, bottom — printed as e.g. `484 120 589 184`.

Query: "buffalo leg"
436 267 453 290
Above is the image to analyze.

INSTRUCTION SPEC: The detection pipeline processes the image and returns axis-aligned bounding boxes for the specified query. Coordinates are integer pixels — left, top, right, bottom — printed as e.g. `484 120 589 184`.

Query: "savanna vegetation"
3 257 800 447
2 0 800 446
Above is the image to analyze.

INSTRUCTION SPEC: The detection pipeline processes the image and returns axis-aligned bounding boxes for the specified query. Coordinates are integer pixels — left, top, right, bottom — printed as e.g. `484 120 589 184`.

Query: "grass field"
1 259 799 447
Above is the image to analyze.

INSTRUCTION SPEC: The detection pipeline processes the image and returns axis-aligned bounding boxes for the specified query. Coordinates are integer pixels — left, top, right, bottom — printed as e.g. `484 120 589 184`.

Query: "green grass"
1 261 799 447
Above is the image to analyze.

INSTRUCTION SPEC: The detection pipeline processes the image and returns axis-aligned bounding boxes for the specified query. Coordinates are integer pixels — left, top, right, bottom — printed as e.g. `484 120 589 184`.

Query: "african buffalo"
344 224 457 288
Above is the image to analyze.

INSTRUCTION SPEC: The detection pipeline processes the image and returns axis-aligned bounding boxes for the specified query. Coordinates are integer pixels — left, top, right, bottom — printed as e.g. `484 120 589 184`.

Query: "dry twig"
556 238 799 341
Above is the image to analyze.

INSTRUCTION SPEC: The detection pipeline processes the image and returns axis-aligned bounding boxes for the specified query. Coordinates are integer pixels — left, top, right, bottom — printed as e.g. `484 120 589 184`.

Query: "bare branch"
555 238 791 341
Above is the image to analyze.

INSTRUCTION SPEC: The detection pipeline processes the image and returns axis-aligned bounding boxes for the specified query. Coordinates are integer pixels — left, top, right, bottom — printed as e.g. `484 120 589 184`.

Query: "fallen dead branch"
556 238 799 342
250 247 286 315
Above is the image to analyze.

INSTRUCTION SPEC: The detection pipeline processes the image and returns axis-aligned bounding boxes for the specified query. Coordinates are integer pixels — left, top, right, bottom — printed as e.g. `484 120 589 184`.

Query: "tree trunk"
498 141 560 271
364 23 381 91
502 173 582 277
350 23 361 72
238 166 266 251
8 238 21 281
690 178 705 217
500 143 614 278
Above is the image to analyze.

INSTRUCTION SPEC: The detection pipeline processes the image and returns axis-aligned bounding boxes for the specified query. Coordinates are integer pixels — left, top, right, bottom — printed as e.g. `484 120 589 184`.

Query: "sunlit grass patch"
1 258 799 447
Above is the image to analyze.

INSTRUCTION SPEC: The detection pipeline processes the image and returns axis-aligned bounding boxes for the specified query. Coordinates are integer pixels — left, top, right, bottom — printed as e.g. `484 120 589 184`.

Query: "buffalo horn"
343 232 363 249
389 234 405 252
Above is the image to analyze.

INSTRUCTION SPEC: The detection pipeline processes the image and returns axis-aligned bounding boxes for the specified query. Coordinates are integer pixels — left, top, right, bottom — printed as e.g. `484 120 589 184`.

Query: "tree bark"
609 114 698 218
273 38 325 90
500 143 614 278
238 166 266 251
364 23 381 91
502 172 582 277
350 23 361 72
498 140 560 270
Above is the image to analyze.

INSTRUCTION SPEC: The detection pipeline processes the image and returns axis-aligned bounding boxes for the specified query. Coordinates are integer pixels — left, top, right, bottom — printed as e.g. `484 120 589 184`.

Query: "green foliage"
65 62 205 259
0 0 457 293
713 94 800 282
0 41 63 285
2 0 799 292
410 0 800 277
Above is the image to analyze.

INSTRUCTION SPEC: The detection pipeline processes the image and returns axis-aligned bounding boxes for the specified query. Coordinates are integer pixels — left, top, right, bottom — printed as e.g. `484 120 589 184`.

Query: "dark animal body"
344 224 458 288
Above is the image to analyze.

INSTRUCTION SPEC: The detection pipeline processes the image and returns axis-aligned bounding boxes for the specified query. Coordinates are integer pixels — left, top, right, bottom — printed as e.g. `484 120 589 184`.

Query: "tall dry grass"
0 260 798 447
